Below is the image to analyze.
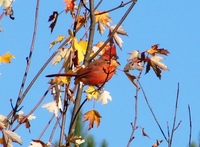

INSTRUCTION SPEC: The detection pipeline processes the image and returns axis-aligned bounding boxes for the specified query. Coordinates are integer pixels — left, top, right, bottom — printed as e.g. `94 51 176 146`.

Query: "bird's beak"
110 59 120 66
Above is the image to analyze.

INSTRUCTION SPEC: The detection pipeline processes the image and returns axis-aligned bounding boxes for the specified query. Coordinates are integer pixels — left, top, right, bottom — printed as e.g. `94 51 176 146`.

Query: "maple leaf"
48 11 58 33
98 90 112 105
146 59 162 79
52 48 70 65
109 25 128 49
124 62 144 71
95 11 112 35
42 101 60 117
151 56 168 70
0 52 15 63
64 0 75 15
83 110 102 130
0 115 9 129
73 38 88 64
152 140 163 147
2 130 22 147
49 35 65 49
146 44 169 56
84 86 99 100
128 50 140 62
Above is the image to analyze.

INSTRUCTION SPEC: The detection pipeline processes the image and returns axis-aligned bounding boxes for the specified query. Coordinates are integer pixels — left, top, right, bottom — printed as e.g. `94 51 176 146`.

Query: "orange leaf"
64 0 75 15
83 110 102 130
146 44 169 56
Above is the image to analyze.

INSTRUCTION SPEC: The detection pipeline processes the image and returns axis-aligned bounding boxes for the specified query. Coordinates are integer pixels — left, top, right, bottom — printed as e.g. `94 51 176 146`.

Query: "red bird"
46 45 119 86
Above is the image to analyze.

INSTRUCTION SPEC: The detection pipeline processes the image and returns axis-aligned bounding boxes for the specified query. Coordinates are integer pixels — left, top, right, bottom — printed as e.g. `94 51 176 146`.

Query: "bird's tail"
46 73 76 77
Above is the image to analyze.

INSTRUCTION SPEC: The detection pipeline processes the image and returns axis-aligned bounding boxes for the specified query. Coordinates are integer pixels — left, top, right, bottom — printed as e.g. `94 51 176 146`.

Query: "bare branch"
38 114 55 140
8 0 40 129
138 81 168 141
127 86 139 147
169 83 180 146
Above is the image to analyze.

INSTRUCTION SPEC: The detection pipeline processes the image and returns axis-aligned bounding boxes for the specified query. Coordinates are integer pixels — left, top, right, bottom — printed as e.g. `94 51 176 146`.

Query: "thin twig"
9 0 40 128
38 114 55 140
127 86 139 147
95 0 132 15
12 87 51 132
169 83 180 147
188 104 192 147
138 81 167 141
49 114 62 142
167 121 170 142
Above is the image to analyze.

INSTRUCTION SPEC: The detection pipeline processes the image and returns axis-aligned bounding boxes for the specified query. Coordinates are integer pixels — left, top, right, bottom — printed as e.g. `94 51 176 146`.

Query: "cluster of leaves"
124 44 169 87
0 111 36 147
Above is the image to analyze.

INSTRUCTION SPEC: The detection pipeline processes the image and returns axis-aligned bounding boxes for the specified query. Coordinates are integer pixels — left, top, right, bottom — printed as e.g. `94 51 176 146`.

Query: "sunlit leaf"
110 25 128 49
64 0 75 15
2 130 22 146
151 56 168 70
83 110 102 130
98 90 112 105
146 44 169 56
49 35 65 49
73 38 88 64
84 86 99 100
95 11 112 35
42 101 59 117
0 52 15 63
52 48 70 65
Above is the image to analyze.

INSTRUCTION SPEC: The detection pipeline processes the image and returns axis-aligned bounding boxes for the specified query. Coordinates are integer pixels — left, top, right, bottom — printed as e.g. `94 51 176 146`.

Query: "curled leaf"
48 11 58 33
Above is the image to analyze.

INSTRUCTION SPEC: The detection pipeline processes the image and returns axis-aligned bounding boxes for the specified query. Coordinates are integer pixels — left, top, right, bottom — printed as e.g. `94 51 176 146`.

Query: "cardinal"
46 45 120 86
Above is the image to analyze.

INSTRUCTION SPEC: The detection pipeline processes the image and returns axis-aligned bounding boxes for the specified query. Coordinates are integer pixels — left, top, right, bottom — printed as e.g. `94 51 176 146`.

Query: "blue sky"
1 0 200 147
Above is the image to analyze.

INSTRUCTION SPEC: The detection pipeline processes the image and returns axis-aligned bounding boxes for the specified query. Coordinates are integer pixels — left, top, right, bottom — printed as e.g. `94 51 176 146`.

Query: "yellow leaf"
49 76 70 85
49 35 65 49
73 38 88 64
0 52 15 63
83 110 102 130
95 11 112 35
84 86 99 100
